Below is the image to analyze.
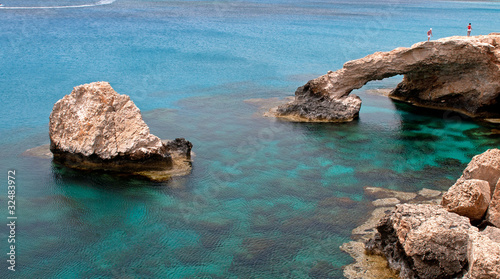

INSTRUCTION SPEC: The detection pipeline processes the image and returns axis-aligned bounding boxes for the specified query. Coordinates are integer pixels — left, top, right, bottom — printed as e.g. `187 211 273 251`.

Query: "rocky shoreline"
342 149 500 278
273 33 500 122
340 187 443 279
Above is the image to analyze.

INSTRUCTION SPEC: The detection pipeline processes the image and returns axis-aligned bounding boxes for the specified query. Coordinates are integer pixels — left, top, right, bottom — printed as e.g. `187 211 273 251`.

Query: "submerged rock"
49 82 192 181
308 261 338 279
364 186 418 202
275 34 500 122
22 144 52 159
417 188 442 198
372 198 400 207
340 240 399 279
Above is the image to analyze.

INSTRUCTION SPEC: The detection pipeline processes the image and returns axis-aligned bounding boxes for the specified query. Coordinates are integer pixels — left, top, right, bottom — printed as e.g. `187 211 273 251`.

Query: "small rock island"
49 81 192 181
274 33 500 122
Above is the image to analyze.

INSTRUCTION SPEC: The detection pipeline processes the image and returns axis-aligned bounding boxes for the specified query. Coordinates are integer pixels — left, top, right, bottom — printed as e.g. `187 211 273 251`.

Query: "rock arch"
275 34 500 122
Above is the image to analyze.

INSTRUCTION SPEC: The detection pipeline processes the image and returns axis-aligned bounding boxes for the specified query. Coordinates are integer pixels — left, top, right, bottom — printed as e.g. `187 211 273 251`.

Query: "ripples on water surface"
1 0 500 278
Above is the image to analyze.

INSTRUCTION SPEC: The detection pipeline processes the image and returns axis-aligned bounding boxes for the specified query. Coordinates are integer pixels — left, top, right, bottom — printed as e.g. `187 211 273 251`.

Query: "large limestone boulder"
458 149 500 194
275 34 500 122
49 82 192 180
440 149 500 225
441 179 491 221
366 204 473 278
467 226 500 278
486 179 500 227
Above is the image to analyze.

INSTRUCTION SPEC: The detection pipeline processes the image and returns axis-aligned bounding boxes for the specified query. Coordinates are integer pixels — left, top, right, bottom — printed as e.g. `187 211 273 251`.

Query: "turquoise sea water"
1 0 500 278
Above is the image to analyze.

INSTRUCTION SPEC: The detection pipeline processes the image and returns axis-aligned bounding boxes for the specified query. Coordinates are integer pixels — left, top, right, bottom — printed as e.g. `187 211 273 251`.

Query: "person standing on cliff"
427 28 433 41
467 23 472 36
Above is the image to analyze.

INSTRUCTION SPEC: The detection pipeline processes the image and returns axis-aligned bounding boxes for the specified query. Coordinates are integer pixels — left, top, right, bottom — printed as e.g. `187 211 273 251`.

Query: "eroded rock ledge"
275 33 500 122
362 149 500 278
49 82 192 181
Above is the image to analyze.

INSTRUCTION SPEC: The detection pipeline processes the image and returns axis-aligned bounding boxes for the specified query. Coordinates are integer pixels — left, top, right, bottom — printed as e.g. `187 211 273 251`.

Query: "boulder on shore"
366 204 473 279
467 226 500 279
441 179 491 221
275 34 500 122
486 179 500 227
49 82 192 181
441 148 500 226
457 148 500 194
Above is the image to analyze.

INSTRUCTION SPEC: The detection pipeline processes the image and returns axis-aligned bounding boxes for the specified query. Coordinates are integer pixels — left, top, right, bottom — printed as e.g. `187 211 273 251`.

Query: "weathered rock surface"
341 187 444 279
442 148 500 226
275 87 362 122
486 179 500 227
359 150 500 278
467 226 500 279
442 179 491 221
366 204 473 279
163 138 193 159
49 82 192 180
275 34 500 122
458 148 500 193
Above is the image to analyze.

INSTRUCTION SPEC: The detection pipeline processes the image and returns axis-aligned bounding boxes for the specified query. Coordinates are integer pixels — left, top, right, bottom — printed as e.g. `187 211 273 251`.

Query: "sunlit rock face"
49 82 193 180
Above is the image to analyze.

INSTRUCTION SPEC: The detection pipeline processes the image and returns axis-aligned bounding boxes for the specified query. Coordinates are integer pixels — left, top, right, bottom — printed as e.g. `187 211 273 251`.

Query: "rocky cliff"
49 82 192 181
275 33 500 121
366 149 500 278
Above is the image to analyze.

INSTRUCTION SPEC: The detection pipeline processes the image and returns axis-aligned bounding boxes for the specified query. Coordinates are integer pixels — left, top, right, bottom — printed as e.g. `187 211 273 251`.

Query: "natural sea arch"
275 35 500 122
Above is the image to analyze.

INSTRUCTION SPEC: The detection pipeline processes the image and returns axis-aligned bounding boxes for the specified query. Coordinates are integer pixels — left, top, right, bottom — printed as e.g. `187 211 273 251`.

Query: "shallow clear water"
1 0 500 278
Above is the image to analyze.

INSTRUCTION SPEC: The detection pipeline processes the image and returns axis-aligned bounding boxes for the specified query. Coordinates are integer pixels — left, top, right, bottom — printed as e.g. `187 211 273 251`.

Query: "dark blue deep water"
1 0 500 278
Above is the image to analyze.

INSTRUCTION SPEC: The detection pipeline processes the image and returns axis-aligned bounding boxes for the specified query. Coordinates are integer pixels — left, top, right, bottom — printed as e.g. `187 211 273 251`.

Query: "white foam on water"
0 0 115 9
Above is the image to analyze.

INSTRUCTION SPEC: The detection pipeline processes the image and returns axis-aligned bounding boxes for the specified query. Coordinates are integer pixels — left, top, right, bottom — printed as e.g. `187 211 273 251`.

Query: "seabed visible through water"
1 0 500 277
